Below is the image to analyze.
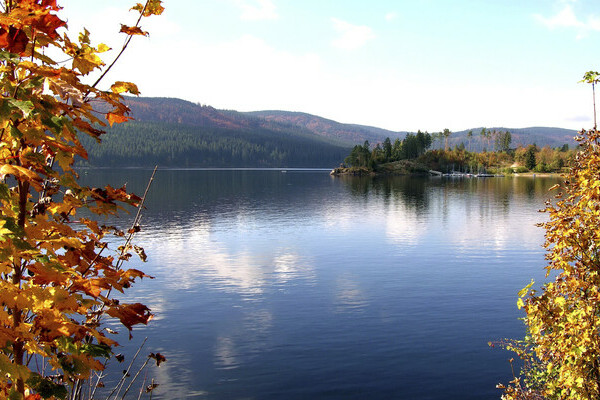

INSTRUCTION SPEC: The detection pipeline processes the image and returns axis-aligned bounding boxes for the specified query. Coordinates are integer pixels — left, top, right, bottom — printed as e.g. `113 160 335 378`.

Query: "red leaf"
106 303 153 338
0 26 28 55
41 0 61 10
32 13 66 39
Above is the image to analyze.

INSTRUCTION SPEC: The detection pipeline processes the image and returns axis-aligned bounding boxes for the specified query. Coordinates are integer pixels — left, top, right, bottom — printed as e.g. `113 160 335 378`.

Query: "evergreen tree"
392 138 402 161
525 145 537 170
383 137 392 162
442 128 452 151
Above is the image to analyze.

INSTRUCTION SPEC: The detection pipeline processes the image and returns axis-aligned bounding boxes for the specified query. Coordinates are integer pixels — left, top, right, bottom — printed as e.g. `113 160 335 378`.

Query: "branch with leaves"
499 75 600 399
0 1 164 399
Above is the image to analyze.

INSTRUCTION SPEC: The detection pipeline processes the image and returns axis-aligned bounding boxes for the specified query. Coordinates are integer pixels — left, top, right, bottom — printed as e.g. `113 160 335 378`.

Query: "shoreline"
330 168 565 178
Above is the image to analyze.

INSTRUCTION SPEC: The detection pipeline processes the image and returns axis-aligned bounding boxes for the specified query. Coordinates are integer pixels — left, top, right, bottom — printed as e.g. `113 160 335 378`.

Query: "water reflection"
214 308 274 371
80 169 561 226
334 274 368 314
272 252 312 285
384 202 424 246
77 169 564 400
333 175 562 252
214 337 238 370
335 175 430 212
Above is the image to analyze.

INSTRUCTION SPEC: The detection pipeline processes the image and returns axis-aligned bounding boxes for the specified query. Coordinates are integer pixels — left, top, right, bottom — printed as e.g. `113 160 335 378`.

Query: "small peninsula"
331 130 574 177
330 159 430 176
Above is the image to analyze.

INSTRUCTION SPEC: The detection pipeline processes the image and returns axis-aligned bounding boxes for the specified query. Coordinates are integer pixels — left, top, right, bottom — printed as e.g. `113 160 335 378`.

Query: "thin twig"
148 379 155 400
86 1 149 95
593 81 597 131
121 356 151 399
136 371 148 400
105 337 147 400
116 165 158 271
89 360 109 400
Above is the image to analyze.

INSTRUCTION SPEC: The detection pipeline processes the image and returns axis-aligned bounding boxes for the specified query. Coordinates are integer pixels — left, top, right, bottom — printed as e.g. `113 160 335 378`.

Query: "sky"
60 0 600 132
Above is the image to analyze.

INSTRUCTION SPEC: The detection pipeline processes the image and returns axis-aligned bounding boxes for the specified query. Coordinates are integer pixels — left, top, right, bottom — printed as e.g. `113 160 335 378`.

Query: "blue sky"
61 0 600 132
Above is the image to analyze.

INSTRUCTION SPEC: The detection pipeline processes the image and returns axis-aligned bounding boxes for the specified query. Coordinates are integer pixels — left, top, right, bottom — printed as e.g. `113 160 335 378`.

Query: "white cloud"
185 34 322 110
534 4 600 38
96 31 324 113
235 0 278 21
385 12 398 22
331 18 376 50
535 5 582 28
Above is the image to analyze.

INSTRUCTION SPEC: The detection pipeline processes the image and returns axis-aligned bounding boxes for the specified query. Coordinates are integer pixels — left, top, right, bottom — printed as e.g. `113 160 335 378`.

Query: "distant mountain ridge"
124 97 577 147
123 97 404 147
124 97 255 130
245 110 406 145
124 97 578 147
78 97 580 167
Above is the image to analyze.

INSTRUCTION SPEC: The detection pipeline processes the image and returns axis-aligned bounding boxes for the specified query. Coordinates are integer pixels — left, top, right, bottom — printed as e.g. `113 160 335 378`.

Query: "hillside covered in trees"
80 120 350 167
79 97 579 168
79 98 354 167
246 110 406 144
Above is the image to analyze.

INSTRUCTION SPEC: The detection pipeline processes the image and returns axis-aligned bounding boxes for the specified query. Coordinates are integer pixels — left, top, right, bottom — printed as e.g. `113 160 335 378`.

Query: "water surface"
80 169 559 399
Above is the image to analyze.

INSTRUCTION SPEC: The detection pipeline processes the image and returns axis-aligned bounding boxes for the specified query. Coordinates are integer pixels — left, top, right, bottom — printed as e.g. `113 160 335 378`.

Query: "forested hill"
245 110 406 144
122 98 405 144
79 97 360 168
123 97 257 132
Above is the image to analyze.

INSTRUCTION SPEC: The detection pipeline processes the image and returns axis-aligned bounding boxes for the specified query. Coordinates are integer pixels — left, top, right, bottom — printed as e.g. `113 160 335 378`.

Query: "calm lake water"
80 169 560 400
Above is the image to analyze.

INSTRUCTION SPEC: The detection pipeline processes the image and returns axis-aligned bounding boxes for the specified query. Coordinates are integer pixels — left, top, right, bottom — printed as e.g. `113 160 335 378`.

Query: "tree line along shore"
331 130 574 176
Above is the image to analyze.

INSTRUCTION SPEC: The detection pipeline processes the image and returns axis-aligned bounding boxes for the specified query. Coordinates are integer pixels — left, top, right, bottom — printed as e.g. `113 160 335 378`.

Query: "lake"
80 169 559 400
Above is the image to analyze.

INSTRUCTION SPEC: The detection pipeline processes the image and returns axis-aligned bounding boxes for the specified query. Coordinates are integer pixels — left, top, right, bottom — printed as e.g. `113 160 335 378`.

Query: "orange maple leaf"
31 13 66 39
119 24 148 36
106 112 131 127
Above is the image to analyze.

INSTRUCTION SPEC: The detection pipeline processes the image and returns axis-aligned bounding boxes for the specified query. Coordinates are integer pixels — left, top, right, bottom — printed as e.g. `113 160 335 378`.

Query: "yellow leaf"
0 220 11 237
518 279 535 298
73 53 104 75
132 1 165 16
110 81 140 95
0 164 41 183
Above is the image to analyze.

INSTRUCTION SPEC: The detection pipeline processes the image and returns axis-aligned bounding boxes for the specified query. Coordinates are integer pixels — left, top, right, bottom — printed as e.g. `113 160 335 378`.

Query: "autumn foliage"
0 0 163 398
499 127 600 399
